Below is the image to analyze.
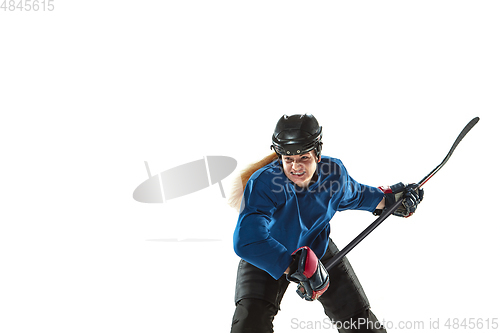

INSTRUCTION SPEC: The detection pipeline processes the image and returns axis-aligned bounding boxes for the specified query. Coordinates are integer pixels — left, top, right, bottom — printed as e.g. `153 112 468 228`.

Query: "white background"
1 1 499 332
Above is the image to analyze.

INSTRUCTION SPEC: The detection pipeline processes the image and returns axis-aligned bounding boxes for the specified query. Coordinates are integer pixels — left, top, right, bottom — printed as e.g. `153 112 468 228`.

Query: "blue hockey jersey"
233 156 384 280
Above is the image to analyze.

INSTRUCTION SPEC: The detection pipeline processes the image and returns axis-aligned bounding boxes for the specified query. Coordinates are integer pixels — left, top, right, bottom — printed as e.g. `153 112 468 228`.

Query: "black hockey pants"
230 239 387 333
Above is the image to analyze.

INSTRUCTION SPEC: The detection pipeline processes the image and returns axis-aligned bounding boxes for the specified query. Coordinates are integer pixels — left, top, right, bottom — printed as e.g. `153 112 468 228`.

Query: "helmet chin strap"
270 145 281 160
309 161 320 185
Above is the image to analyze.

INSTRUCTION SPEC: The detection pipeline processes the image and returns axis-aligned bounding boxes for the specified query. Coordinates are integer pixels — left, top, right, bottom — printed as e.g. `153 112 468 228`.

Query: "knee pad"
231 298 278 333
234 260 290 309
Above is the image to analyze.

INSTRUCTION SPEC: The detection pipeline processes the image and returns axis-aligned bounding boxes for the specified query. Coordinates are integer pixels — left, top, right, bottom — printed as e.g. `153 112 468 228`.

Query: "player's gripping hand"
376 182 424 217
286 247 330 301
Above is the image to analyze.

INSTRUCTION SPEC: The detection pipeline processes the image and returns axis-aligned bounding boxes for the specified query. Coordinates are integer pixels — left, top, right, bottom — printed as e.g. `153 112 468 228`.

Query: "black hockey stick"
324 117 480 271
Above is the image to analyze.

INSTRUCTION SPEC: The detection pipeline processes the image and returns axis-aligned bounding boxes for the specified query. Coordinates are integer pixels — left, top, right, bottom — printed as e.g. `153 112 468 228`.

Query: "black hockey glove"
286 246 330 301
375 182 424 218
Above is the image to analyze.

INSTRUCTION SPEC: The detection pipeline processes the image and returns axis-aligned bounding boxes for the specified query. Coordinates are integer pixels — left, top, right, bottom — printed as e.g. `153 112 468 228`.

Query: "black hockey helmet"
271 114 323 157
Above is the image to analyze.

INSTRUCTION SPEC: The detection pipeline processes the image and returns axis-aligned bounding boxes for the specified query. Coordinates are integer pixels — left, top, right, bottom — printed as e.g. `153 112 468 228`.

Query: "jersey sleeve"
233 178 292 280
336 161 384 212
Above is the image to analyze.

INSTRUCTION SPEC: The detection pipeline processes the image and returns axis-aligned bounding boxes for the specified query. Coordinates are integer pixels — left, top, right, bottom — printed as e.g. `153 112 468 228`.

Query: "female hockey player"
229 114 424 333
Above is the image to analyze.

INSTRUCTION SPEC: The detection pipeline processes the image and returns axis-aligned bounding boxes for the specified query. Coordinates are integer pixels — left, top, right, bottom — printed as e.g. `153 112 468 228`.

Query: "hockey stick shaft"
324 117 480 271
324 197 403 270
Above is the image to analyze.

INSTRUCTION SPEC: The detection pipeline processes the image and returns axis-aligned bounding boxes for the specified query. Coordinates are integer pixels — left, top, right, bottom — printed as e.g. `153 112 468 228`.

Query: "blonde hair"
228 152 279 211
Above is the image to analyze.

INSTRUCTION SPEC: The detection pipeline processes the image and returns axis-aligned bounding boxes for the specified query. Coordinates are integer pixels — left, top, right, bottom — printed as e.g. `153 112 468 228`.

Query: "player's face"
282 151 321 187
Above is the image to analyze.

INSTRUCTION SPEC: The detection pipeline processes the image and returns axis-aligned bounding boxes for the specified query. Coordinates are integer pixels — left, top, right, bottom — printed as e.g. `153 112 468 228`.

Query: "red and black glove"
375 182 424 218
286 246 330 301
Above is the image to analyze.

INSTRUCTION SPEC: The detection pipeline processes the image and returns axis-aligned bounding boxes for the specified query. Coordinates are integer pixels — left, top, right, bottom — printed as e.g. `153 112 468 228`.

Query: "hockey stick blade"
324 117 480 271
418 116 479 187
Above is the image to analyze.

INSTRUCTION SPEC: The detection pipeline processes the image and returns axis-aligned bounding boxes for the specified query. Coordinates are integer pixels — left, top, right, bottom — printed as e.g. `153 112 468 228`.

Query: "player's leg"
231 298 279 333
318 239 386 333
230 259 290 333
